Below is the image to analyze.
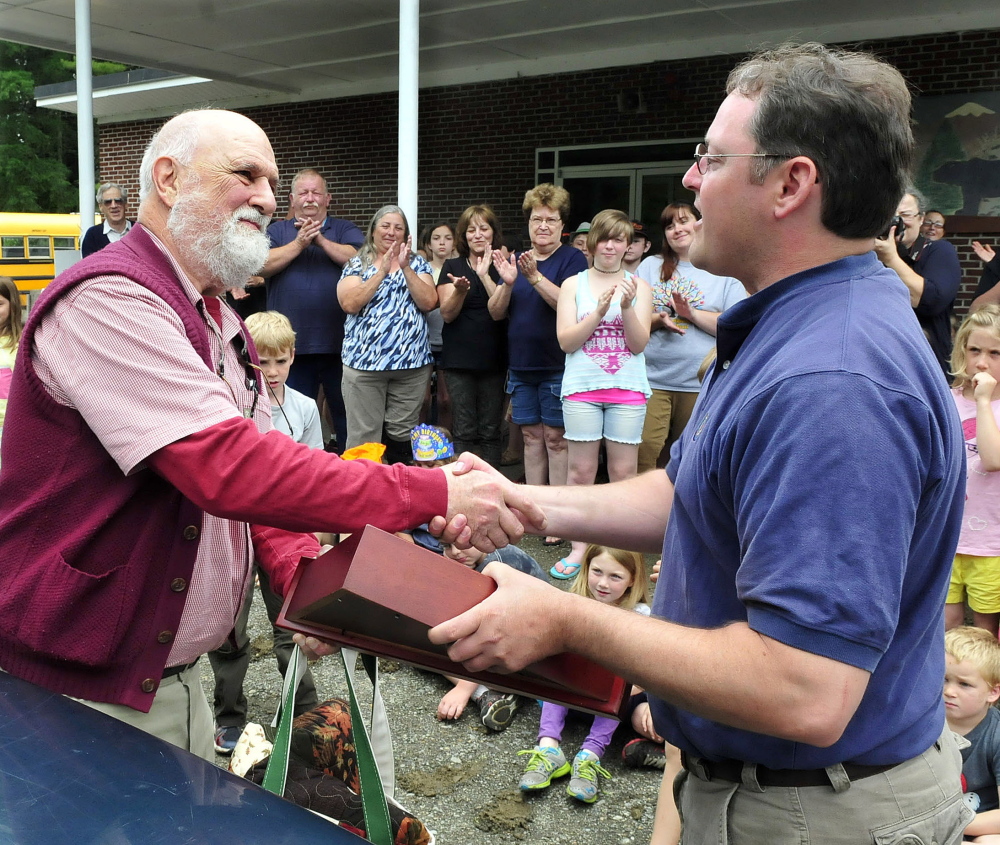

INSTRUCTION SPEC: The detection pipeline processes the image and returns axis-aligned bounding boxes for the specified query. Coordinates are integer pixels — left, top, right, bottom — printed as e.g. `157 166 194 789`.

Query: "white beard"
168 191 271 290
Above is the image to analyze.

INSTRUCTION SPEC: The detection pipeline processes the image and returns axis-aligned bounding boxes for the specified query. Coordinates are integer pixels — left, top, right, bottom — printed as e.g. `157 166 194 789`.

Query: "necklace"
592 264 622 275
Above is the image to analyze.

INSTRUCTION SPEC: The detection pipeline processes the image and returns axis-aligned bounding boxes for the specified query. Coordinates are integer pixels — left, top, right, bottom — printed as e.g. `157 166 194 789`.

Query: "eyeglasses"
529 216 561 227
897 211 922 220
923 221 945 230
692 143 789 175
101 198 124 206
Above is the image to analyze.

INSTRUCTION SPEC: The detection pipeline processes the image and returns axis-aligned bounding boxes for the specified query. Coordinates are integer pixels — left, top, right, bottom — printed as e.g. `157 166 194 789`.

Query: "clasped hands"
294 216 323 247
294 453 552 663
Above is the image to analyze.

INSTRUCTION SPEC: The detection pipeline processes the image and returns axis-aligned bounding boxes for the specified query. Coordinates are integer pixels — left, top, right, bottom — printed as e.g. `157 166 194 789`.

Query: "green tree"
0 42 129 213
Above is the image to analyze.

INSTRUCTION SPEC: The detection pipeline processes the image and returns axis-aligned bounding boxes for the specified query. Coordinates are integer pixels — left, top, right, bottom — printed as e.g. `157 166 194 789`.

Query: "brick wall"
98 27 1000 310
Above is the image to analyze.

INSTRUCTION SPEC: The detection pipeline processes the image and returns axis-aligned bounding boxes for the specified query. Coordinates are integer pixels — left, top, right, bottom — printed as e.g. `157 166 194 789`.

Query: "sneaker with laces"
566 749 611 803
214 725 243 755
518 746 570 791
477 691 521 732
622 738 667 769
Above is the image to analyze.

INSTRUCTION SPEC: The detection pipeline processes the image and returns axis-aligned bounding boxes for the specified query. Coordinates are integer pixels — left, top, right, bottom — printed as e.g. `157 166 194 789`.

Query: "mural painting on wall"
913 92 1000 217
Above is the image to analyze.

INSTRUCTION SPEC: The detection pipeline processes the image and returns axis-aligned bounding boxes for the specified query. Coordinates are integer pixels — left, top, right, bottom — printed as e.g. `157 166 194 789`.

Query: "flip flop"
550 558 582 580
543 537 564 547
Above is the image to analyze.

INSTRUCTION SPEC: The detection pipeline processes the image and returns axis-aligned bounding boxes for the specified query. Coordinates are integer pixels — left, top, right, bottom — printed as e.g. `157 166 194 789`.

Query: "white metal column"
75 0 95 237
398 0 419 237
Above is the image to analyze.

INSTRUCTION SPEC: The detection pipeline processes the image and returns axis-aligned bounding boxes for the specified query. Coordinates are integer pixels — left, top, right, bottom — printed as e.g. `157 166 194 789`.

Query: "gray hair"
727 42 913 240
903 186 928 213
96 182 127 204
357 205 410 271
138 113 204 202
291 168 327 196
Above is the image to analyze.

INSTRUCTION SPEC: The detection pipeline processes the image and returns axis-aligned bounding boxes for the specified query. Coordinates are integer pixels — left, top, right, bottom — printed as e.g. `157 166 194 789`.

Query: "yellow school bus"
0 213 97 308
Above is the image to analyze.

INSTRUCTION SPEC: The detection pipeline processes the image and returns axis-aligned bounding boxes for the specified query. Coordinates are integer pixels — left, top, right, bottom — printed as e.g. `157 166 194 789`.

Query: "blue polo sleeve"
725 371 939 672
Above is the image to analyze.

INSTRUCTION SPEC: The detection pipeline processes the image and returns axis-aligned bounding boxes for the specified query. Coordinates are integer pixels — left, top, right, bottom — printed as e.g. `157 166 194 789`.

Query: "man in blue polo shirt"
425 43 972 844
261 169 364 452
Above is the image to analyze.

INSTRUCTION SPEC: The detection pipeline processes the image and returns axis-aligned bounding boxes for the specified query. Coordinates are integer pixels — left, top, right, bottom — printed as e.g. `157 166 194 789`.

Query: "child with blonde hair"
209 308 323 754
945 626 1000 842
245 311 323 448
946 305 1000 636
519 544 650 803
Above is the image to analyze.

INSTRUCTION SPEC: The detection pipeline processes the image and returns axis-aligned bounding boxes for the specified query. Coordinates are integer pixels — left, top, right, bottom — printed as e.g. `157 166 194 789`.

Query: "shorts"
562 399 647 444
947 553 1000 614
506 369 564 428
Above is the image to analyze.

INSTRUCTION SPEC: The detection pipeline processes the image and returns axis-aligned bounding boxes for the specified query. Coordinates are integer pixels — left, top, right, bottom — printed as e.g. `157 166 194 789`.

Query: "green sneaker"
566 749 611 803
518 746 570 791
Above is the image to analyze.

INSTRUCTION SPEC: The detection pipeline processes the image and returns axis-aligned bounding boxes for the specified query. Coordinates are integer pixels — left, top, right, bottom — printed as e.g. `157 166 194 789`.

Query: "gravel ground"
198 533 662 845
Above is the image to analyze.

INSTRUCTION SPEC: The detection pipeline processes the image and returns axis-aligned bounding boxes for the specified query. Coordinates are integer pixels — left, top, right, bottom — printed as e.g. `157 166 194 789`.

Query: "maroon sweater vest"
0 226 220 711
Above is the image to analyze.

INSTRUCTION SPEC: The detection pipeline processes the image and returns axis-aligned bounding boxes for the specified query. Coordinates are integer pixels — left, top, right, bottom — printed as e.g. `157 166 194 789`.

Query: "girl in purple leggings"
517 545 650 803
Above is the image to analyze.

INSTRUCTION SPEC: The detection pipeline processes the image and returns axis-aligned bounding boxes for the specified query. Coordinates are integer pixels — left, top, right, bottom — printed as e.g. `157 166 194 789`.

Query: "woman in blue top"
488 184 589 544
338 205 437 462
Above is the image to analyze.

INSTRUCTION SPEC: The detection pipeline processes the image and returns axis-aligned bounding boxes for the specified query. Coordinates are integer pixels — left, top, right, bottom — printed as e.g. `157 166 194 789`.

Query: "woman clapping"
338 205 437 462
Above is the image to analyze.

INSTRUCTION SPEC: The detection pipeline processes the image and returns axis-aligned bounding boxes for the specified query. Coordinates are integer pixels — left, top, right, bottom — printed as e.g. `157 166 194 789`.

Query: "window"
1 237 25 259
28 237 51 259
53 237 75 250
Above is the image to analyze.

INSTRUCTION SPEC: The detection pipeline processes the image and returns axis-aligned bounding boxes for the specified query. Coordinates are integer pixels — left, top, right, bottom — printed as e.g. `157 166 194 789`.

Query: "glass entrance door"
560 171 633 234
558 165 694 251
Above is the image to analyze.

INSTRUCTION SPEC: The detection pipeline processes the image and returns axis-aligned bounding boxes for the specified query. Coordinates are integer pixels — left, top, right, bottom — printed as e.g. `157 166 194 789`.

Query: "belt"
162 660 199 679
680 751 897 788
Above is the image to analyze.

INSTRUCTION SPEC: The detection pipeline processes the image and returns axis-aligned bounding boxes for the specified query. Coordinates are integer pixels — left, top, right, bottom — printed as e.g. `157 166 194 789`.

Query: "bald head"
139 110 275 205
136 109 279 294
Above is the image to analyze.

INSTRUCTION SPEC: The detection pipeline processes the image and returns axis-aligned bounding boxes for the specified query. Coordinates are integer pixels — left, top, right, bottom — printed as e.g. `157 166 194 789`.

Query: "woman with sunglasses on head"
489 184 589 545
635 201 746 473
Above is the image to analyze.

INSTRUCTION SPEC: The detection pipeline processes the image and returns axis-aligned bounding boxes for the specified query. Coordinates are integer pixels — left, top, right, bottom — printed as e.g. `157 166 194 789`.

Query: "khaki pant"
675 728 972 844
77 662 215 762
637 389 698 473
342 363 432 449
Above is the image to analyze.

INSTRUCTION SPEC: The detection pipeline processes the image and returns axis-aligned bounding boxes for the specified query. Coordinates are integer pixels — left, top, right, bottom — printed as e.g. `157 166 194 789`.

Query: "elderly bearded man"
0 109 540 760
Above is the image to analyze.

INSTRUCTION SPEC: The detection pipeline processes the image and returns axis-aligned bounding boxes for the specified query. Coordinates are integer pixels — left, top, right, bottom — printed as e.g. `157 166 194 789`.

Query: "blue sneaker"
566 749 611 803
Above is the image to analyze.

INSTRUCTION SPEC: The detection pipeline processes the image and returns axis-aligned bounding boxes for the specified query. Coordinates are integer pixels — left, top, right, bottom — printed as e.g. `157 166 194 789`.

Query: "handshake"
432 454 546 552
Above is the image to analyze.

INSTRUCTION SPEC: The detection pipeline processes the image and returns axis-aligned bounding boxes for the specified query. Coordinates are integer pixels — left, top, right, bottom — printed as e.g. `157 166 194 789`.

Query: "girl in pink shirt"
946 305 1000 636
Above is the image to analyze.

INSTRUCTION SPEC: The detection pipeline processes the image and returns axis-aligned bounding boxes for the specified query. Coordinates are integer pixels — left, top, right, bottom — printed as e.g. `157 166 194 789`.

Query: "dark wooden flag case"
276 526 630 719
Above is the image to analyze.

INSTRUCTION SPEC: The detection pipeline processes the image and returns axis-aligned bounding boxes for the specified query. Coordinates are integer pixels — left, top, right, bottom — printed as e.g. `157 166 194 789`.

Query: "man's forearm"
560 597 870 747
316 236 357 266
261 242 303 278
523 470 673 553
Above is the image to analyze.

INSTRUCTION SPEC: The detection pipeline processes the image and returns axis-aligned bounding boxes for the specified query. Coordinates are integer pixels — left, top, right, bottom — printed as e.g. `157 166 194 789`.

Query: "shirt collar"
103 218 131 236
714 253 881 374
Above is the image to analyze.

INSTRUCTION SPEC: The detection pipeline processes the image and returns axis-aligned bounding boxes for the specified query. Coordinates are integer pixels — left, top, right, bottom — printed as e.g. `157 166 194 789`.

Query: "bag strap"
261 645 394 845
341 648 393 845
261 643 307 796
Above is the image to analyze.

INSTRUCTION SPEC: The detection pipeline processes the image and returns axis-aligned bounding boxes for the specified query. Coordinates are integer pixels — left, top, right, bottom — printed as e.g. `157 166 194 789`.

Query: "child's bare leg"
944 602 967 630
650 743 682 845
437 678 478 720
972 610 1000 637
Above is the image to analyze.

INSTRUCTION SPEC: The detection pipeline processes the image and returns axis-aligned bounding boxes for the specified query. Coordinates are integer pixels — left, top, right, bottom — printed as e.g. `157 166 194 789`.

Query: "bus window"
28 237 52 259
53 237 76 250
2 237 25 259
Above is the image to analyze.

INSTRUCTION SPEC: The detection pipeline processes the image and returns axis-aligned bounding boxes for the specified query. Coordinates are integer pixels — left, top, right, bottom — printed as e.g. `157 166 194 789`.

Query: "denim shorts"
506 369 564 428
562 399 647 444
